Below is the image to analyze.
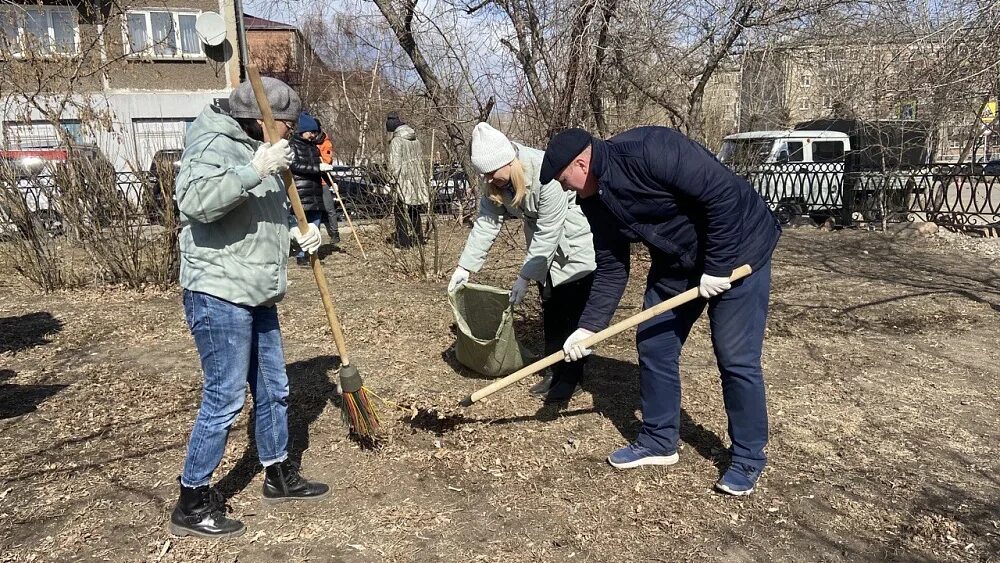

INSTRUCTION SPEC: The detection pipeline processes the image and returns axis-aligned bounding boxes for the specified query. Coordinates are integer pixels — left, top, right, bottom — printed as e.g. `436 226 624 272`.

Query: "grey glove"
509 276 529 305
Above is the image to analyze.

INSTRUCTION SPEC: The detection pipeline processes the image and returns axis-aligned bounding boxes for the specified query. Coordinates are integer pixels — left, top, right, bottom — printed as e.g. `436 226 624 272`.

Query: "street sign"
982 99 997 124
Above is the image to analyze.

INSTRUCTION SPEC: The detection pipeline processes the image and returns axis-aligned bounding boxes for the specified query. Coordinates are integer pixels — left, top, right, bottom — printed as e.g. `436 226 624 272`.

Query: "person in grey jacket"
386 112 431 248
170 77 329 540
448 122 596 402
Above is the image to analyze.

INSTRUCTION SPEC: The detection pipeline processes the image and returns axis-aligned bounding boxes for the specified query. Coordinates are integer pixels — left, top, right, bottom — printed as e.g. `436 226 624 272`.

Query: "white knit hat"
471 122 516 174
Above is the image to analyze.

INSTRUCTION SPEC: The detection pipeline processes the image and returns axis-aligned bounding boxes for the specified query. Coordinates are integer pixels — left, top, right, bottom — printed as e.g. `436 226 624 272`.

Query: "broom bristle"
340 386 381 438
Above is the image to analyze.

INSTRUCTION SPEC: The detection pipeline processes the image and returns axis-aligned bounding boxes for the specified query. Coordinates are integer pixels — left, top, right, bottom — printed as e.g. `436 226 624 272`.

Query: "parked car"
984 159 1000 175
0 144 116 236
326 165 392 219
144 148 183 224
430 164 470 214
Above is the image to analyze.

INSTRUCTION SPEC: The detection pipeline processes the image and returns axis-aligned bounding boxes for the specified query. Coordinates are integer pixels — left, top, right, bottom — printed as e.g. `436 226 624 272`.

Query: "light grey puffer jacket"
174 105 290 307
387 125 431 206
458 143 595 286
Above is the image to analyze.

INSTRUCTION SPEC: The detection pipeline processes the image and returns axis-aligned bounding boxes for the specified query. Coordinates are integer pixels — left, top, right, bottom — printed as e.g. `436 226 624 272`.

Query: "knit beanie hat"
386 111 405 132
296 112 320 134
470 122 516 174
228 77 302 121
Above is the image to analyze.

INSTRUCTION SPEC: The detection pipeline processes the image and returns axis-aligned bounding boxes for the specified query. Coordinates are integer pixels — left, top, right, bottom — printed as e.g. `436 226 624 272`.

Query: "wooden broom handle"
246 65 351 366
325 173 368 260
462 264 753 405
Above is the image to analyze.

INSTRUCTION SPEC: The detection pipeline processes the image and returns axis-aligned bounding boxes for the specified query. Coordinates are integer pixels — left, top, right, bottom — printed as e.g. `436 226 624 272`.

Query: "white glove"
251 139 293 178
562 328 595 362
509 276 530 305
290 223 321 254
319 163 334 172
699 273 732 298
448 267 470 293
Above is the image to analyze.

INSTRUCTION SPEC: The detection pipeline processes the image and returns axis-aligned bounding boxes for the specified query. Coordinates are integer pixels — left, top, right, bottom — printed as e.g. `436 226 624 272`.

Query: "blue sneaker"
607 443 679 469
715 462 762 496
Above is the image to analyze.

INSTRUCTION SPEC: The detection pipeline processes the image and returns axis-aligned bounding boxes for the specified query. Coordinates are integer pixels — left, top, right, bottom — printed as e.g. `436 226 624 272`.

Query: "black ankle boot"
169 482 245 539
528 374 554 396
262 460 330 503
543 378 583 403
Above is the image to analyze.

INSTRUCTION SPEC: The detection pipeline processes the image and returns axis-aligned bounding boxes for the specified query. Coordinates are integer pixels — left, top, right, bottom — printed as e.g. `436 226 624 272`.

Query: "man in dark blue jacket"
540 126 780 496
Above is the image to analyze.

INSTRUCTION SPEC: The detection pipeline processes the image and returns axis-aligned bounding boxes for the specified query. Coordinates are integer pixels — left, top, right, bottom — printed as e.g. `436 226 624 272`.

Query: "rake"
460 265 753 406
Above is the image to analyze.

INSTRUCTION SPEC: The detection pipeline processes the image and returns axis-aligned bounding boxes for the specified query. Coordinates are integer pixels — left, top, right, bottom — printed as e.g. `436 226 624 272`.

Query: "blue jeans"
180 290 290 488
291 210 324 258
634 261 771 470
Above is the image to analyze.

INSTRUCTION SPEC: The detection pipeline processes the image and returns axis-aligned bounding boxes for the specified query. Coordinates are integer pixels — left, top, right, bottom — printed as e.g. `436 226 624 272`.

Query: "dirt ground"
1 224 998 562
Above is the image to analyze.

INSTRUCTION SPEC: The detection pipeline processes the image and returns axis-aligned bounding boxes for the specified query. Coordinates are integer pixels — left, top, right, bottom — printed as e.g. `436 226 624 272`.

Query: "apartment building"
724 40 997 162
0 0 242 171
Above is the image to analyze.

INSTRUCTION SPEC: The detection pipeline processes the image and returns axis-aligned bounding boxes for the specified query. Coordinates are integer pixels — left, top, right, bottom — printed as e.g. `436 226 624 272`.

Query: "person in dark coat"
315 121 341 248
541 126 781 496
289 112 328 264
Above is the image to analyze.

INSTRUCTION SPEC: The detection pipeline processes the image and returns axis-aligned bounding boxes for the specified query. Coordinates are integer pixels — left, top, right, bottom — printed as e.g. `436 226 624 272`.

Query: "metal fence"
9 163 996 233
3 167 473 232
735 162 1000 230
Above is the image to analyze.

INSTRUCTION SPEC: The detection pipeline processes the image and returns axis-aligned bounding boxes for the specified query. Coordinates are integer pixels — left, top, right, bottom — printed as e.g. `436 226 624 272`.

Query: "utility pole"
233 0 250 81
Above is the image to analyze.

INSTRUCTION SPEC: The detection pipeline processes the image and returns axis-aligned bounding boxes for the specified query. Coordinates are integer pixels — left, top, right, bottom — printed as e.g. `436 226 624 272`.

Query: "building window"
3 120 84 147
1 6 78 56
822 96 833 109
124 10 202 58
799 98 811 111
801 74 812 87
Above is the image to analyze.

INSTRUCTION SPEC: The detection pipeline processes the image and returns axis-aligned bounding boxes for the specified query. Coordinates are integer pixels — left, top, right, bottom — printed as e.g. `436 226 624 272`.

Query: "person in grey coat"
170 77 329 539
386 112 431 248
448 122 596 402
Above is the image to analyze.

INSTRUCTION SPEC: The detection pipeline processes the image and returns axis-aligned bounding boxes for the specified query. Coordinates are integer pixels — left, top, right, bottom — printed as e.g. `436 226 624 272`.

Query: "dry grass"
0 225 998 562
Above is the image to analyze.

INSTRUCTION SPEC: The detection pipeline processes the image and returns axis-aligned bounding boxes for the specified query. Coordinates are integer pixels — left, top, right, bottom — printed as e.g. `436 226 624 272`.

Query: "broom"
246 65 380 439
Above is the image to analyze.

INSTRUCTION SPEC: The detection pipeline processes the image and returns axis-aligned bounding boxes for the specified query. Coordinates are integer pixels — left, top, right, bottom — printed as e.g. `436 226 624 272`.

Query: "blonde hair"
486 158 528 207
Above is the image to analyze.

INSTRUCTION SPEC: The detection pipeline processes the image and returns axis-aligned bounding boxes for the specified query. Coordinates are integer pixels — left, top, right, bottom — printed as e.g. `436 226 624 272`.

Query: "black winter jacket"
289 134 325 212
577 126 781 332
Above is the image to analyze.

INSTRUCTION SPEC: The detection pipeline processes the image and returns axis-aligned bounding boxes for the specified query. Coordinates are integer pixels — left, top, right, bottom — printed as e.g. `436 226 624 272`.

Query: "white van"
720 120 932 224
719 130 851 222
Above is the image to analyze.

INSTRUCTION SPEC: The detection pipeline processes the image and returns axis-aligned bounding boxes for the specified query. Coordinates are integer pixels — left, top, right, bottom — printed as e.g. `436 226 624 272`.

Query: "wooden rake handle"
246 65 352 366
460 264 753 406
324 172 368 259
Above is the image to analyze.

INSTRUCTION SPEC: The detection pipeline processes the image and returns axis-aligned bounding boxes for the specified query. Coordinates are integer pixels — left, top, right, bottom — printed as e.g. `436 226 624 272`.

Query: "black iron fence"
735 162 1000 230
8 163 996 234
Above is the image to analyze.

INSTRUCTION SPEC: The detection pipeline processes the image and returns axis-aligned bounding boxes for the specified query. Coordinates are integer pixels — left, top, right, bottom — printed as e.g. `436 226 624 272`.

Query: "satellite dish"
196 12 227 47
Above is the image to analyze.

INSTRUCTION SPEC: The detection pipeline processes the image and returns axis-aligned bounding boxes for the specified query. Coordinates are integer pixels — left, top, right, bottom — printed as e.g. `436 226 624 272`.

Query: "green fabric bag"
449 283 528 377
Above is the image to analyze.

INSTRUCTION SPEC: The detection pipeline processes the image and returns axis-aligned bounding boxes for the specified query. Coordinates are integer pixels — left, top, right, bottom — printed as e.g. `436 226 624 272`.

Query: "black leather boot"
528 374 554 396
169 482 245 539
262 460 330 504
543 378 583 403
